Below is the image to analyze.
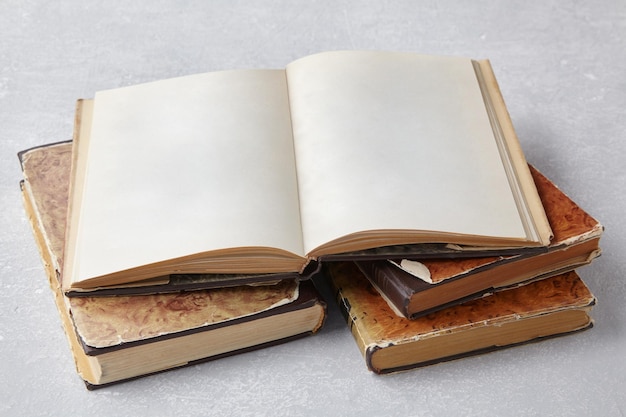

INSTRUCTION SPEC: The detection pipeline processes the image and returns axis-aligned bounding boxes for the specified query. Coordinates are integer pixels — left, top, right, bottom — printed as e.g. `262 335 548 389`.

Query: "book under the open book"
327 262 595 374
63 50 553 293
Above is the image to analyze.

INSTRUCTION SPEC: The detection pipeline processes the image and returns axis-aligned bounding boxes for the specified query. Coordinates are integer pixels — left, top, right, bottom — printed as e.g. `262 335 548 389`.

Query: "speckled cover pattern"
328 261 595 371
70 280 299 348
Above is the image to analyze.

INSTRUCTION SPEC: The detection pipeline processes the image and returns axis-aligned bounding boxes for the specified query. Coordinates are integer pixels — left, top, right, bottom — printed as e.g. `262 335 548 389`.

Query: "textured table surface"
1 1 624 416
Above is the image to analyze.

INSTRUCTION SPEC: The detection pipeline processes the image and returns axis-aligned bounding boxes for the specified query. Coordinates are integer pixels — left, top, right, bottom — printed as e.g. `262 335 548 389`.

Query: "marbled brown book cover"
19 141 306 350
328 262 595 374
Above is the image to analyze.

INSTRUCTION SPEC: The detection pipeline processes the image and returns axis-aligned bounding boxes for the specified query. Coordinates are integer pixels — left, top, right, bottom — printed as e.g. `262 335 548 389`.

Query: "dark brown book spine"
355 261 416 317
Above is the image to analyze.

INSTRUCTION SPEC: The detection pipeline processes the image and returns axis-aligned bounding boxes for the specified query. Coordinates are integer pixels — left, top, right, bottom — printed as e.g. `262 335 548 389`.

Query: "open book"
64 51 552 292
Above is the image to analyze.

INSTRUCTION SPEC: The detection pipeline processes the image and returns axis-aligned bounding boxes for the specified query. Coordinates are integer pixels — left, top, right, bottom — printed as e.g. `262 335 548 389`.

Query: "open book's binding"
64 52 554 293
327 262 595 374
356 165 603 318
19 141 327 388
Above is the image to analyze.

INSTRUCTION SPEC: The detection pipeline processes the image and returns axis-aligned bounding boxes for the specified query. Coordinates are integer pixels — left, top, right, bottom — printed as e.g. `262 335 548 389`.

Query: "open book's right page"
285 51 547 256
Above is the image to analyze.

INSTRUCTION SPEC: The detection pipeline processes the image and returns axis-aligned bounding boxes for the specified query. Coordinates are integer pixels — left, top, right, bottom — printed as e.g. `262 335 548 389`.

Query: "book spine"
355 261 413 318
21 181 102 386
325 266 371 362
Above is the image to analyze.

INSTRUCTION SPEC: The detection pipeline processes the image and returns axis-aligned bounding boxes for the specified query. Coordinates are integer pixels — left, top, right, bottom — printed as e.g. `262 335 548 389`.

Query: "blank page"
72 70 303 282
286 51 525 254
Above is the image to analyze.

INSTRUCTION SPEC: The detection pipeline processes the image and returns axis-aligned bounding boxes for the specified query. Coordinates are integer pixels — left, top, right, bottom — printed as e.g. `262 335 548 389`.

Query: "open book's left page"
66 70 305 288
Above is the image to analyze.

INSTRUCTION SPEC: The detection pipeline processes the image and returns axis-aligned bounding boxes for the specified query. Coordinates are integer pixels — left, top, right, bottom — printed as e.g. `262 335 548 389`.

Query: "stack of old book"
19 51 602 388
325 163 602 373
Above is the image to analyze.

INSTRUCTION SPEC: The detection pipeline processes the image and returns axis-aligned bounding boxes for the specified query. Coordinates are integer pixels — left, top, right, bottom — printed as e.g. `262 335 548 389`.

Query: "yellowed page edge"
64 99 93 290
476 60 553 246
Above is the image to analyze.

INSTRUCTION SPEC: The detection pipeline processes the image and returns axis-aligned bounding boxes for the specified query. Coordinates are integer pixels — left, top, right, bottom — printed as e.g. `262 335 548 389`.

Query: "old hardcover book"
356 165 603 318
327 262 595 374
64 50 552 294
19 141 327 389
